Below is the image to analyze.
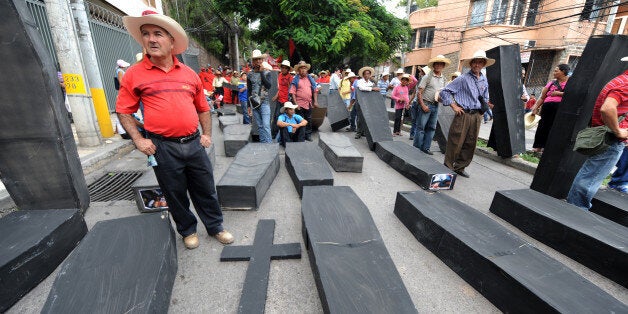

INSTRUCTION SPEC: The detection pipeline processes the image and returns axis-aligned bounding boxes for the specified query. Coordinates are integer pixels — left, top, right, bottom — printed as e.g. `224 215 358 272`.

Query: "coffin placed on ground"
530 35 628 199
217 143 280 210
375 141 456 190
355 90 393 150
318 132 363 172
42 213 177 313
219 115 240 131
486 44 526 157
302 186 417 313
326 91 350 131
490 189 627 288
0 209 87 312
395 189 627 313
224 124 252 157
216 107 236 116
591 189 628 227
0 1 89 211
285 142 334 198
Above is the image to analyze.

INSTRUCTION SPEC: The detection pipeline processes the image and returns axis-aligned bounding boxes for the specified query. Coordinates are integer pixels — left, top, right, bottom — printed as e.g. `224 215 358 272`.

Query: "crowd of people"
113 10 626 250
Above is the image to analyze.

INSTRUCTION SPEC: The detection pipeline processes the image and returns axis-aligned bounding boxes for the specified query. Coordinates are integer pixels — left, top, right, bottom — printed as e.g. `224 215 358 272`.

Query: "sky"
382 0 409 19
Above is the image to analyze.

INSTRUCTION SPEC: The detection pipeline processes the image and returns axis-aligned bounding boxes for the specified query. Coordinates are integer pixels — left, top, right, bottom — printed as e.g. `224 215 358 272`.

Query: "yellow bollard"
90 88 114 138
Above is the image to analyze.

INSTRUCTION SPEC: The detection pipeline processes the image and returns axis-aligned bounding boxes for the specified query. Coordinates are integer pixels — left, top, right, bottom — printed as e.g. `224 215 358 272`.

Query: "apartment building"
405 0 625 93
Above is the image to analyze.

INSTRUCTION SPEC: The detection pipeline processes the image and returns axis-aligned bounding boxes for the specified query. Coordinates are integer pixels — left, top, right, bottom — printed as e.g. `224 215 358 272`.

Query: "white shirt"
330 73 341 90
357 78 376 91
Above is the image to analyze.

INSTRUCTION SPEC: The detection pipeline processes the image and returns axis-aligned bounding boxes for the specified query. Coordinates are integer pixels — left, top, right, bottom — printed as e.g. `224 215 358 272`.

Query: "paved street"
5 113 627 313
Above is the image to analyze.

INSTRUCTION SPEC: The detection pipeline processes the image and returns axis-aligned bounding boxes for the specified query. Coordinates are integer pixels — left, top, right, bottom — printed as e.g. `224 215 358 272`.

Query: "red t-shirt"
277 73 293 103
525 98 536 109
116 56 209 137
317 76 330 84
590 70 628 131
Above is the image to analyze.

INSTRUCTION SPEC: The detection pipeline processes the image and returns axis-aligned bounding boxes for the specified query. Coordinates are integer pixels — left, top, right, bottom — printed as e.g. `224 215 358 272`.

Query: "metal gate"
24 0 58 66
525 50 557 96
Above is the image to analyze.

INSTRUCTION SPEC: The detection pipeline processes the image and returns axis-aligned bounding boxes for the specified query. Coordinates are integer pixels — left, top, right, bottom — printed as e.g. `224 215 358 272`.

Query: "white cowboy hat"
358 66 375 78
427 55 451 69
344 68 352 73
280 101 298 113
345 72 357 79
395 68 404 74
123 10 189 55
294 61 311 71
319 70 328 75
290 70 296 75
461 50 496 67
251 49 267 59
622 56 628 62
280 60 291 68
401 73 411 81
422 66 431 76
117 59 130 68
524 112 541 129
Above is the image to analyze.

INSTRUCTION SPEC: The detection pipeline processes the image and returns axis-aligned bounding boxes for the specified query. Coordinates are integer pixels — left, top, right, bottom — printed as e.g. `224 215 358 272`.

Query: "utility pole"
45 0 101 146
70 0 113 138
233 16 240 71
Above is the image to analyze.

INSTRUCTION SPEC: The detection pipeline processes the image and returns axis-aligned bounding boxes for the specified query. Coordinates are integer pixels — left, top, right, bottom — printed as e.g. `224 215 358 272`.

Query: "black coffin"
0 209 87 312
326 91 350 132
42 213 177 313
395 190 627 313
217 143 280 210
486 45 526 157
219 115 240 131
318 132 363 172
530 35 628 198
355 90 393 150
490 189 628 288
591 189 628 227
375 141 456 190
285 142 334 198
301 186 417 314
0 1 89 211
224 124 252 157
434 107 456 153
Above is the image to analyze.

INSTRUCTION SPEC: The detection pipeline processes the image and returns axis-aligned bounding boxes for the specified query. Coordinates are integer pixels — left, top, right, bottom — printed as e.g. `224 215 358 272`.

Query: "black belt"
148 130 200 144
463 109 481 114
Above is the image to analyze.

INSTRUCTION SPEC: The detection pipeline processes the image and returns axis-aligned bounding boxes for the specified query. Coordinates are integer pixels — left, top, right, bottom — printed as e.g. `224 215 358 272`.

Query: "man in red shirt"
290 61 318 141
117 10 233 249
567 57 628 210
272 60 293 138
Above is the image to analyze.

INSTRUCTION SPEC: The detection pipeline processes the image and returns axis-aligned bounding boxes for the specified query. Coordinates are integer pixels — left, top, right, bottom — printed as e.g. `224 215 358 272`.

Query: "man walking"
413 55 450 154
117 10 233 249
290 61 318 141
248 49 273 143
438 50 494 178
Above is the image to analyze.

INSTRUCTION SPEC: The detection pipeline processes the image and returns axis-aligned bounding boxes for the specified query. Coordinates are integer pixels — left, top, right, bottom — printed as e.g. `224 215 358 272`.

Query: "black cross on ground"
220 219 301 314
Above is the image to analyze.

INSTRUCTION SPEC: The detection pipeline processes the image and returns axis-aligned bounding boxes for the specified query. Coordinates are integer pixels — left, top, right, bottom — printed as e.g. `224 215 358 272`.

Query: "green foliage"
215 0 411 70
398 0 438 9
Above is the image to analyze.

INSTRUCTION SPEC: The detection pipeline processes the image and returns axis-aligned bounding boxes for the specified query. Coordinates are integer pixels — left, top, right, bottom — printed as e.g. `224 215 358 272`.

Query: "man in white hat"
276 101 308 146
567 56 628 209
438 50 495 178
289 61 318 141
413 55 451 154
248 49 273 143
116 10 233 248
272 60 294 138
353 66 381 139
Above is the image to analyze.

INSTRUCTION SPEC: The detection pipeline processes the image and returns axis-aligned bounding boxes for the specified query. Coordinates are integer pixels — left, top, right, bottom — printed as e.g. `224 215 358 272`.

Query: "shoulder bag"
573 113 626 156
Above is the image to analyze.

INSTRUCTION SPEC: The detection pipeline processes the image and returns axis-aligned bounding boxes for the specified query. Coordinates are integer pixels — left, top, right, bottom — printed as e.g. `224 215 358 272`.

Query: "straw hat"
344 68 352 73
395 68 404 75
251 49 267 59
427 55 451 69
461 50 495 67
422 66 431 76
450 71 461 79
280 101 298 113
319 70 328 75
358 66 375 77
294 61 311 71
280 60 291 68
401 73 411 81
524 112 541 129
117 59 130 68
345 72 357 79
123 10 189 55
290 70 296 75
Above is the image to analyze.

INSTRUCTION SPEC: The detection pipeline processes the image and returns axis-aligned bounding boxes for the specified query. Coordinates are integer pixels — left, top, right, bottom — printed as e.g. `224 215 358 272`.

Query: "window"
418 27 435 48
580 0 604 20
409 30 418 50
469 0 487 27
509 0 525 25
490 0 508 24
525 0 540 26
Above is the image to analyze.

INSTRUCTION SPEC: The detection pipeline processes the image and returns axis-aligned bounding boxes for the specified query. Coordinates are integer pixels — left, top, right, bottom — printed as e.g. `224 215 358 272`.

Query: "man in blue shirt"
276 102 308 147
438 50 494 178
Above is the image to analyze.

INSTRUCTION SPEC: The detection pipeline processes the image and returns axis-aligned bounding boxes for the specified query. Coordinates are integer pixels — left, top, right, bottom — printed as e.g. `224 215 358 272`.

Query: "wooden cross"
220 219 301 314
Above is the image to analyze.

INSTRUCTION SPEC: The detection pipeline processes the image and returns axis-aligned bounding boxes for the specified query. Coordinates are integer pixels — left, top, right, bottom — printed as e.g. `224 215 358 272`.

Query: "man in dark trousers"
117 10 233 249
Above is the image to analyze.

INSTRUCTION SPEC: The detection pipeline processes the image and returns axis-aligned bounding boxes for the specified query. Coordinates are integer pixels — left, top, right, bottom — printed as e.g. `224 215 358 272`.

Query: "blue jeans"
350 103 358 131
413 102 439 152
609 146 628 187
409 101 419 137
483 108 493 122
241 98 250 124
567 141 625 210
252 101 272 143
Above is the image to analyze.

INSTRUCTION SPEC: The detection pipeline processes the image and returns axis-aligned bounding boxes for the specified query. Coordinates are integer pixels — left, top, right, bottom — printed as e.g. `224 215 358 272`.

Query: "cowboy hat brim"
427 56 452 69
524 112 541 129
280 103 298 113
123 14 189 55
358 66 375 78
294 63 311 71
461 57 496 68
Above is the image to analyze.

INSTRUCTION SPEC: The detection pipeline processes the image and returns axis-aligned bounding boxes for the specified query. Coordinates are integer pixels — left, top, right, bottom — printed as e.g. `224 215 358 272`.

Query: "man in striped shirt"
438 50 494 178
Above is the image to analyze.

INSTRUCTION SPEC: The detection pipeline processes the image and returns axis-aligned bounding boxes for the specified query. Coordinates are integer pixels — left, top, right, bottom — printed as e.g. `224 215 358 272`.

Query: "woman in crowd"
531 64 570 153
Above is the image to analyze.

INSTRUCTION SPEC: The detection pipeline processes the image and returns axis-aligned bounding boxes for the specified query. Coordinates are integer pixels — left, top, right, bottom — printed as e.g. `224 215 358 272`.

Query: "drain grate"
88 171 144 202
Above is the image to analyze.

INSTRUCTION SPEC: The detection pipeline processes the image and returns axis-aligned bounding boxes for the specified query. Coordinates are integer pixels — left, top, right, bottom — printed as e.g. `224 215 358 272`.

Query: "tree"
398 0 439 10
214 0 411 70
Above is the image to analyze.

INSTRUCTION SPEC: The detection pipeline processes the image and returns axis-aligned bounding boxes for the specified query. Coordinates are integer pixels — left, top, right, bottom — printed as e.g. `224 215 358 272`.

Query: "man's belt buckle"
179 132 197 143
